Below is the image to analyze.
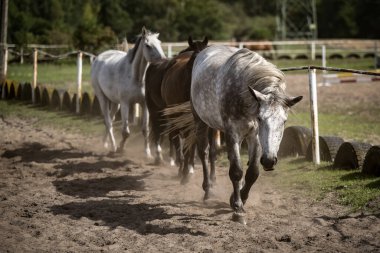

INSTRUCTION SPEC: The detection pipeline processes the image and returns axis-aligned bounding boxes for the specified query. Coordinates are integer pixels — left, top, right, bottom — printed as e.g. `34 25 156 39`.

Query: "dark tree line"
7 0 380 53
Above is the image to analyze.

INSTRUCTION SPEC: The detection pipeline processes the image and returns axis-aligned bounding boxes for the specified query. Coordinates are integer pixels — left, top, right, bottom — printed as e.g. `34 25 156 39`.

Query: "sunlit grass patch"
277 157 380 211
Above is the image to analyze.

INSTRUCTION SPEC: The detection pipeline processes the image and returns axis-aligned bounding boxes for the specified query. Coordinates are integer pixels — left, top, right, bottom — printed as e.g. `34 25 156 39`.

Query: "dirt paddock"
0 75 380 252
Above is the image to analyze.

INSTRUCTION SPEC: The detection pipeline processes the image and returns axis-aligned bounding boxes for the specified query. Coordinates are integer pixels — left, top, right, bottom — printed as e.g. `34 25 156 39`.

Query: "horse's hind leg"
209 129 217 183
187 143 196 174
169 140 176 166
99 98 117 152
240 132 261 205
141 102 152 158
117 102 130 153
170 132 184 178
181 142 196 184
194 120 212 200
103 102 120 148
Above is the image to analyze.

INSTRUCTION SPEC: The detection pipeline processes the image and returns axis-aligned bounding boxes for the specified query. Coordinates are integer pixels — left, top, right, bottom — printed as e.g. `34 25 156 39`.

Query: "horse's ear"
203 36 208 45
142 26 147 36
188 36 194 47
286 96 303 107
248 86 267 103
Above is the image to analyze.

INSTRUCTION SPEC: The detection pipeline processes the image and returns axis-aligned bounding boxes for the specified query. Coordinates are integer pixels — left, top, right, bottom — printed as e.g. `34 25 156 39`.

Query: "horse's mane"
127 35 142 63
226 48 289 107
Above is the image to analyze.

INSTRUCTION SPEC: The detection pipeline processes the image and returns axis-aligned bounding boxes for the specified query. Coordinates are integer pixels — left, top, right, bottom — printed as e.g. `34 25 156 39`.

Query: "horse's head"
188 36 208 53
141 26 166 62
249 86 302 170
179 36 208 54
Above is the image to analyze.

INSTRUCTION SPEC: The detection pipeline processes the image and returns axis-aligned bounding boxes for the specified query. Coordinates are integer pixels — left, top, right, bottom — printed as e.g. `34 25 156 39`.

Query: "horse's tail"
162 101 196 153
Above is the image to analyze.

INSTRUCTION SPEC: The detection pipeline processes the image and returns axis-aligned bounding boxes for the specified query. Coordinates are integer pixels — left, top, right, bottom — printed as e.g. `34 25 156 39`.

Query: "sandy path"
0 115 379 253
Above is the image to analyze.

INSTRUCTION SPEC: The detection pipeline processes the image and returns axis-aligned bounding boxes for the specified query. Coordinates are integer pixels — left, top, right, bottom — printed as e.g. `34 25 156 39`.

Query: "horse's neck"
129 42 148 86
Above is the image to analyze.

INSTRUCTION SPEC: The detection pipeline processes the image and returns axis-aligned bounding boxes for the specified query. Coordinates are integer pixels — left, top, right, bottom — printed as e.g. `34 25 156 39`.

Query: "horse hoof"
232 212 247 225
170 159 176 167
154 158 162 165
180 174 191 185
189 166 194 174
229 193 234 209
203 192 211 201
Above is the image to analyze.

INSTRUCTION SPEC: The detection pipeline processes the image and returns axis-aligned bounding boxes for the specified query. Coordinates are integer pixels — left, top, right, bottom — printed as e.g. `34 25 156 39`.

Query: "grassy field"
0 99 379 212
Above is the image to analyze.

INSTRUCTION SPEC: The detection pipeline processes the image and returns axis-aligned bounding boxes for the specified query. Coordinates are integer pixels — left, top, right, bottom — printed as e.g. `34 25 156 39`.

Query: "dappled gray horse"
191 45 302 224
91 27 165 156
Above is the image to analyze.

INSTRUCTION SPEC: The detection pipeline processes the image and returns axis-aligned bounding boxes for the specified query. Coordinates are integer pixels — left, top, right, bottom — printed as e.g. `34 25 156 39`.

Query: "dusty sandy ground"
0 75 380 252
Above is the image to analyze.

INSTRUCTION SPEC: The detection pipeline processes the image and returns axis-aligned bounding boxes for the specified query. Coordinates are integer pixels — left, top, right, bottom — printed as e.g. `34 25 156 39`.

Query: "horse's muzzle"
260 155 277 171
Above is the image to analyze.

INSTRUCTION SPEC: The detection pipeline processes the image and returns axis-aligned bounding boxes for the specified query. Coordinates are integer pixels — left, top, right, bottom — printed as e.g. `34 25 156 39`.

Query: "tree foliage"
6 0 380 52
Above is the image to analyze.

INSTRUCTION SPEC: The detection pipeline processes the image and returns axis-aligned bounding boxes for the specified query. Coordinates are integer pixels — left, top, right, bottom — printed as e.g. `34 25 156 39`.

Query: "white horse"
91 27 166 156
190 45 303 224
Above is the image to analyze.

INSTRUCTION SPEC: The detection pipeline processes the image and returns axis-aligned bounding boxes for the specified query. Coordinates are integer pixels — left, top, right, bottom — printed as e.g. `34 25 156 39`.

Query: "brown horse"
145 36 208 182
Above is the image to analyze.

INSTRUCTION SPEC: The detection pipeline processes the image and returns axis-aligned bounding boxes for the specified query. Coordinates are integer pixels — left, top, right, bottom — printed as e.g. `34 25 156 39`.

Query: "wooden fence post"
321 45 327 86
32 48 37 103
311 41 316 61
1 46 7 99
167 44 172 58
76 51 83 114
308 67 320 164
20 47 23 64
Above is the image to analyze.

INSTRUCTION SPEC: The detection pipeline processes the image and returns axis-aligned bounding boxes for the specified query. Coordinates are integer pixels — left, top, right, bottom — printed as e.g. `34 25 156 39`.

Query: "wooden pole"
321 45 326 86
375 41 378 69
20 47 23 64
0 46 6 99
311 41 316 61
0 0 8 83
308 68 320 165
168 44 172 58
76 51 83 114
32 48 38 103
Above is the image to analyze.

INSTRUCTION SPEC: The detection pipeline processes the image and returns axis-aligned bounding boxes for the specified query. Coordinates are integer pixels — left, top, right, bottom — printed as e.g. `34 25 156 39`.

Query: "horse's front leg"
240 131 261 205
117 102 130 153
141 102 152 159
225 131 245 224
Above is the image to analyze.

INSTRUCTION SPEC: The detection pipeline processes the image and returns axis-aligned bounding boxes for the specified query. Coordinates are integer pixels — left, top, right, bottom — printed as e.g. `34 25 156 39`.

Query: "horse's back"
191 45 238 130
161 52 193 105
91 50 130 104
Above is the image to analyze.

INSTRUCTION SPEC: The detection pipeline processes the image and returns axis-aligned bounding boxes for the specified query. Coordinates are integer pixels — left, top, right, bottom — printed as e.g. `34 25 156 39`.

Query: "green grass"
7 61 93 94
276 157 380 211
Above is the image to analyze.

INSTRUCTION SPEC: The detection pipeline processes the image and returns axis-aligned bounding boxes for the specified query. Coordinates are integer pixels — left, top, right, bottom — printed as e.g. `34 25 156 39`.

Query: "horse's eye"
257 117 262 122
145 44 152 48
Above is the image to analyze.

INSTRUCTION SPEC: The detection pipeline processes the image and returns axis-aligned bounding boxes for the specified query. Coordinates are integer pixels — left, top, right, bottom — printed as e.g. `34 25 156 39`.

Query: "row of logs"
279 126 380 176
1 81 102 116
